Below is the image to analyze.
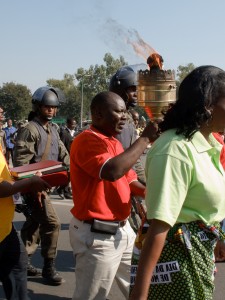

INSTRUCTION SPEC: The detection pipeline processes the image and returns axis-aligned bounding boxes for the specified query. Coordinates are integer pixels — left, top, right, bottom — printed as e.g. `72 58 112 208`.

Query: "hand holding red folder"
11 174 51 197
10 160 65 178
10 161 69 192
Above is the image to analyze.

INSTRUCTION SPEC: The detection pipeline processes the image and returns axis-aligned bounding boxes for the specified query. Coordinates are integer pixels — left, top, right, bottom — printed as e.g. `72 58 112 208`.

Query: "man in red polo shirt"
69 91 157 300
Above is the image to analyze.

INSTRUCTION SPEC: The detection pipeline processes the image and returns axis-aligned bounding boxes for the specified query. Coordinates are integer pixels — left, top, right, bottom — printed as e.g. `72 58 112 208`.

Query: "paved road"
0 191 225 299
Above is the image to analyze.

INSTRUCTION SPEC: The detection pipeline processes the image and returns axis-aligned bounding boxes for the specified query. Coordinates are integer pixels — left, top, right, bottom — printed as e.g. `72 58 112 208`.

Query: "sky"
1 0 225 93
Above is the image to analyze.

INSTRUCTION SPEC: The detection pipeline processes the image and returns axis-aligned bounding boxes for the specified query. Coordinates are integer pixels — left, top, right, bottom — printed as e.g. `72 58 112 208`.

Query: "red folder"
40 171 69 187
17 170 69 194
10 160 63 178
11 161 69 193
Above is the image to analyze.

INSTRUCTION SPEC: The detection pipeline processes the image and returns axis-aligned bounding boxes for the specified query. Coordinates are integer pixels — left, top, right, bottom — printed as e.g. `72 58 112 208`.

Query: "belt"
83 219 127 227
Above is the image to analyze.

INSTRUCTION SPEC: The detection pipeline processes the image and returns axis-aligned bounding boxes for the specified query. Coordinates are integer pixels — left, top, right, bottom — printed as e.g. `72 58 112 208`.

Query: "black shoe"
64 191 73 199
56 188 65 199
27 263 41 276
42 259 64 285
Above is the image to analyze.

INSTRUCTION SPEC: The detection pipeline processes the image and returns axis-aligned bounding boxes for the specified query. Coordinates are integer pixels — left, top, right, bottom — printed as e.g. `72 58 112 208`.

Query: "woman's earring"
206 109 213 127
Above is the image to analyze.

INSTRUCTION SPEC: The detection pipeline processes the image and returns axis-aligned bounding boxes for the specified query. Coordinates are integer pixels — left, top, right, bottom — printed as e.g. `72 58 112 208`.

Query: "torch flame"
147 53 164 70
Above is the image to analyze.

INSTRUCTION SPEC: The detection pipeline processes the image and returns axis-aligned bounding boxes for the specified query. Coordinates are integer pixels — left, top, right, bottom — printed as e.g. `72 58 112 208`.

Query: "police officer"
109 66 147 231
13 86 70 285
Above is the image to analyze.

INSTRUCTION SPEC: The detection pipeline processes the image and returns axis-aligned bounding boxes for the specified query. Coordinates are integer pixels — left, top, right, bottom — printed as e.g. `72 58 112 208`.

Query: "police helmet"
109 66 137 101
32 86 65 111
109 64 148 101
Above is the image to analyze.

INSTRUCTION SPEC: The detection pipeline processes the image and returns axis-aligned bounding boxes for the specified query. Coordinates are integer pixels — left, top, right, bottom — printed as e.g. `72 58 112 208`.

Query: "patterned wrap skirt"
130 221 225 300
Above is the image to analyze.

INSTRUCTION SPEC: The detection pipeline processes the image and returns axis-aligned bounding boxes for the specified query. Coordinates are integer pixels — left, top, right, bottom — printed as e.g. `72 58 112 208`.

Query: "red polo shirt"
213 132 225 169
70 125 137 221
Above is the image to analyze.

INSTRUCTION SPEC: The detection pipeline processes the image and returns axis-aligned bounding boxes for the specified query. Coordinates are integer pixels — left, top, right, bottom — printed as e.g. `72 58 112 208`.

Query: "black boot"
27 255 41 276
63 189 73 199
42 258 64 285
56 187 65 199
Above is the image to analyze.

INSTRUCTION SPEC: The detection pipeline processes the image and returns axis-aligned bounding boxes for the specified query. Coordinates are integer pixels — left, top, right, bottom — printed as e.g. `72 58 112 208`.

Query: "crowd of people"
1 64 225 300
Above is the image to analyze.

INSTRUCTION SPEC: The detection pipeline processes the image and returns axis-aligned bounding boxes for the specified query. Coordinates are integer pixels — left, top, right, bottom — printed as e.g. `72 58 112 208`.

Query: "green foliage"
176 63 196 89
44 53 127 125
47 74 80 121
59 88 81 120
75 53 127 121
0 53 196 127
60 53 127 125
47 73 75 91
0 82 32 122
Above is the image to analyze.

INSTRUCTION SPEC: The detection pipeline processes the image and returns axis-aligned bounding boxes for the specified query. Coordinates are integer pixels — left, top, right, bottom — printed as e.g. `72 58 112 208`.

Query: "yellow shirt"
0 151 15 242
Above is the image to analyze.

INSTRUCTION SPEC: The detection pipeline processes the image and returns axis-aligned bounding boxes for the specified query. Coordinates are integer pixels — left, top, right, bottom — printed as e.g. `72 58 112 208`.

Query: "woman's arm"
130 219 171 300
0 175 51 198
214 240 225 262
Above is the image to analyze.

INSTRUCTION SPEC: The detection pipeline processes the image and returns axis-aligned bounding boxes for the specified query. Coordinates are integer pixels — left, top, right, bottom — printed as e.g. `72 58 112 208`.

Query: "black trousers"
5 148 14 165
0 225 29 300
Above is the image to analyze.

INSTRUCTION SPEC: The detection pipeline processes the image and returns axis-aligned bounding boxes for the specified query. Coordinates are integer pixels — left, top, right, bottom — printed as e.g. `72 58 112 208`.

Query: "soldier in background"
13 86 70 285
109 65 147 232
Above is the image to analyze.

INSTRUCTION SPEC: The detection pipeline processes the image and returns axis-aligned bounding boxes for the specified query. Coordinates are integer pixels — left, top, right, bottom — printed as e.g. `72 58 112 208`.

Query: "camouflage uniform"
13 117 70 260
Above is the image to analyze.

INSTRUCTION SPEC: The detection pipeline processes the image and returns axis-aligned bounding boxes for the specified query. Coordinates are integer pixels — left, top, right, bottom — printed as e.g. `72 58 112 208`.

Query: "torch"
137 53 176 121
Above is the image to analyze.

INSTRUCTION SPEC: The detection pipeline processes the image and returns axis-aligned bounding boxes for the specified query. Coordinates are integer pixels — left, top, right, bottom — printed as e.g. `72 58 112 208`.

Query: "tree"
176 63 196 89
0 57 197 126
59 87 81 120
75 53 127 124
47 73 75 92
0 82 32 122
47 74 81 123
45 53 127 126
